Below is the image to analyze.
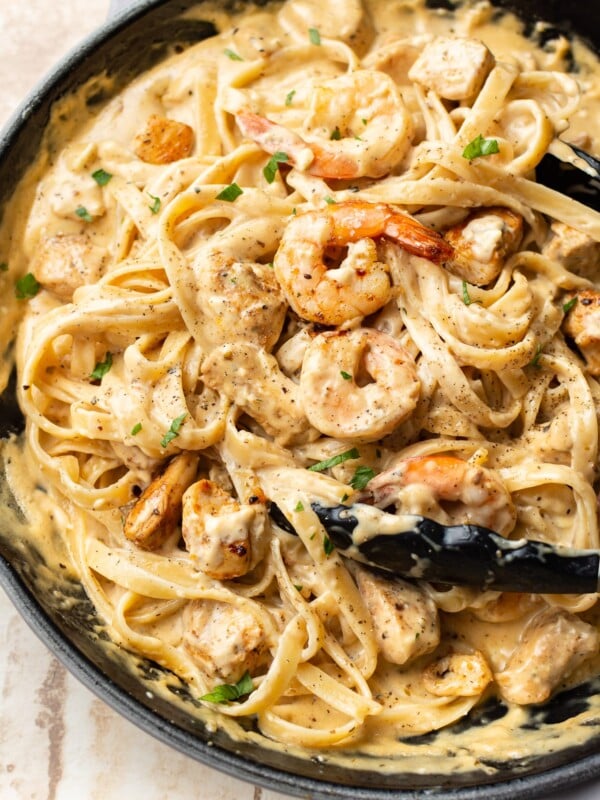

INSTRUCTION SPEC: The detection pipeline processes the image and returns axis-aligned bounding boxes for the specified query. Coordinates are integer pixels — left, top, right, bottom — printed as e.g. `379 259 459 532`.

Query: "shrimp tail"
382 215 454 264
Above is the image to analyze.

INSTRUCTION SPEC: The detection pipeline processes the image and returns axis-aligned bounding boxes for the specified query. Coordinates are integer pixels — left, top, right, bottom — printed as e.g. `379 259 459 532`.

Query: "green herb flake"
285 89 296 106
340 370 352 380
530 344 543 368
161 413 187 448
200 671 254 704
295 501 304 512
90 352 113 382
308 448 360 472
224 48 244 61
92 168 112 186
462 134 500 160
324 195 336 205
330 126 342 141
216 182 243 202
263 151 289 184
0 261 8 272
131 422 143 436
323 535 335 557
294 584 303 592
308 27 321 45
75 205 93 223
462 280 473 306
350 465 376 491
15 272 40 299
563 296 578 314
148 193 162 214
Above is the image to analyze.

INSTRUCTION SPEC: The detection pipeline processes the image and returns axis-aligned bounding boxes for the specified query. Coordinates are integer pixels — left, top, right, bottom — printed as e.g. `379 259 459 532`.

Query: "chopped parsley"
323 534 334 556
340 370 352 380
308 448 360 472
0 261 8 272
308 27 321 45
216 182 243 202
91 168 112 186
160 413 187 448
341 493 349 503
75 205 93 222
263 151 289 184
131 422 143 436
462 134 500 160
530 344 543 368
563 296 578 314
148 193 161 214
224 48 243 61
295 501 304 512
15 272 40 299
330 126 342 141
324 195 336 205
294 584 304 592
285 89 296 106
350 465 376 491
90 352 113 381
462 280 473 306
200 671 254 704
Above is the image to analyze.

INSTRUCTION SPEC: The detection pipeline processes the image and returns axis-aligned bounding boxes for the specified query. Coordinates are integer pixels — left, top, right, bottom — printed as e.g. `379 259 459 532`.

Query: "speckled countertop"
0 2 599 799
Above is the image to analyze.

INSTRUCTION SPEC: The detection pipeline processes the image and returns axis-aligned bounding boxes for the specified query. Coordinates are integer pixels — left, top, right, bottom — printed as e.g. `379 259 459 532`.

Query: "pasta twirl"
3 0 600 755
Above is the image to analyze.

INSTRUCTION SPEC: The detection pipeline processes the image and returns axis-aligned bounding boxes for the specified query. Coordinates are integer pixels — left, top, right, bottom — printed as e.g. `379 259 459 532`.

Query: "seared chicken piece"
134 114 194 164
123 453 198 550
443 208 523 286
183 600 268 684
201 342 312 446
408 36 495 101
423 650 492 697
495 607 599 705
543 221 600 280
562 288 600 374
182 479 269 580
355 566 440 665
31 233 106 300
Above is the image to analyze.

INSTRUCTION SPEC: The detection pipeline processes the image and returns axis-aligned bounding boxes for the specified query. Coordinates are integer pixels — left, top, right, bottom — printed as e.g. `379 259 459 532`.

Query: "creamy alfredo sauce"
2 0 600 783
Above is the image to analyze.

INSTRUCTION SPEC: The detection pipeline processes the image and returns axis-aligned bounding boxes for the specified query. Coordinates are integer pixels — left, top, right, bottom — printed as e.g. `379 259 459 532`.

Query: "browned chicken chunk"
183 600 269 684
123 453 198 550
30 233 107 300
495 607 599 705
562 288 600 374
543 220 600 280
355 566 440 665
408 36 495 101
443 207 523 286
182 479 269 580
134 114 194 164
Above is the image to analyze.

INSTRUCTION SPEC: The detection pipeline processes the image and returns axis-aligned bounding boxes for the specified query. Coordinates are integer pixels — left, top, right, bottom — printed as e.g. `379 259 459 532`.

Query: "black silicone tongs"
270 501 600 594
538 142 600 211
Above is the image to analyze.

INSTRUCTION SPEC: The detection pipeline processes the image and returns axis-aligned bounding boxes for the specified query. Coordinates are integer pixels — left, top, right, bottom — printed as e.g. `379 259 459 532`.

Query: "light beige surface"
0 1 599 799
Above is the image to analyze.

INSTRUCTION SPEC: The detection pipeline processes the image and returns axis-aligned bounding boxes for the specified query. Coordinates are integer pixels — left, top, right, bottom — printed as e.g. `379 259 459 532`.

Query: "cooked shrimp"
236 70 412 179
181 479 269 580
183 600 269 684
300 329 420 441
495 607 599 705
562 289 600 375
361 454 516 536
422 650 492 697
134 114 194 164
274 200 453 325
355 565 440 665
123 453 199 550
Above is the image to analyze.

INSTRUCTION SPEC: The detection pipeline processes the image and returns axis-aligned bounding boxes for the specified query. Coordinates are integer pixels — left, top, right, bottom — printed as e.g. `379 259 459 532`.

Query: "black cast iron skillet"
2 2 600 798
